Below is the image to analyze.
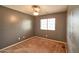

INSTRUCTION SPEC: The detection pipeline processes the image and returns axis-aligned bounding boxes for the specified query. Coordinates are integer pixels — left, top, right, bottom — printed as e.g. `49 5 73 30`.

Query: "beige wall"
34 12 67 42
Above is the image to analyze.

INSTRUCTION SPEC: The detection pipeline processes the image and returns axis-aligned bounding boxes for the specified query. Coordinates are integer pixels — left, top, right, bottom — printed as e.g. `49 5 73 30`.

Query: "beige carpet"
0 36 67 53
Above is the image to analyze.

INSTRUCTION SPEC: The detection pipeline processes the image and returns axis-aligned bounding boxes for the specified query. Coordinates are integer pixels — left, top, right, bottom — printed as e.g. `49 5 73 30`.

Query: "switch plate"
18 37 20 40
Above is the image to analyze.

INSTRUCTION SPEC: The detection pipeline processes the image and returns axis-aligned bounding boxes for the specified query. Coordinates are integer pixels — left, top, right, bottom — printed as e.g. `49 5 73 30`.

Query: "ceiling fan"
32 5 40 16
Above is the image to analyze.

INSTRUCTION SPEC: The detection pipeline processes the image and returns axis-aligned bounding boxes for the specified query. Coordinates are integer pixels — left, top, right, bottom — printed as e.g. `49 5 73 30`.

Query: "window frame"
40 18 56 31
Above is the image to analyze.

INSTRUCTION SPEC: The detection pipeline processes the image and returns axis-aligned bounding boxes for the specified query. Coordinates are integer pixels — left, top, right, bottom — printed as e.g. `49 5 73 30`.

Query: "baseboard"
0 36 67 51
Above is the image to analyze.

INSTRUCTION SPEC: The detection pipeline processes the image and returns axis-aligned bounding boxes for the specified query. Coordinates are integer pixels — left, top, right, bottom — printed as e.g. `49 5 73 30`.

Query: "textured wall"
34 12 67 42
0 6 34 49
67 6 79 52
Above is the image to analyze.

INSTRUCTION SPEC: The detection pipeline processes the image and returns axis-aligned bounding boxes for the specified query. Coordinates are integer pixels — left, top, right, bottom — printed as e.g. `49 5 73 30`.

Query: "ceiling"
3 5 68 16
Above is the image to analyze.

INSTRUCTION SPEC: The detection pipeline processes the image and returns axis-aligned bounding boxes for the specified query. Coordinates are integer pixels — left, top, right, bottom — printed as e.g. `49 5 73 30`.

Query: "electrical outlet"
45 35 48 37
18 37 21 40
23 36 25 38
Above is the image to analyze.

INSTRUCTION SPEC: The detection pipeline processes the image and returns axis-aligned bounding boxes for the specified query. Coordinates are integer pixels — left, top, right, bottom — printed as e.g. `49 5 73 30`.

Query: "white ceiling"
3 5 68 16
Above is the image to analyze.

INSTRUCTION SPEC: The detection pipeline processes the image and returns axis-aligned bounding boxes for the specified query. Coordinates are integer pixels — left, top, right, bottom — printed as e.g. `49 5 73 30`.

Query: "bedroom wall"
0 6 34 49
34 12 67 42
67 5 79 52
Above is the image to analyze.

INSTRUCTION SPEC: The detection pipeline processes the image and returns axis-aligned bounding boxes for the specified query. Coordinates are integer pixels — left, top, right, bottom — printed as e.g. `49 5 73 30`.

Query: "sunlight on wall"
22 20 32 31
10 15 18 23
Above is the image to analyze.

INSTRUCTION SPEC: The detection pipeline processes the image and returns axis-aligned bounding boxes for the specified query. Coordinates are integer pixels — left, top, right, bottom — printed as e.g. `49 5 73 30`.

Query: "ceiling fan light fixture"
32 5 40 16
33 11 39 16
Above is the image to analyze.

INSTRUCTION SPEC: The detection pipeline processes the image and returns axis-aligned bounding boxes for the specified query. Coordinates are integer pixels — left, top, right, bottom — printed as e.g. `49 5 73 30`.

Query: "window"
40 18 55 30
